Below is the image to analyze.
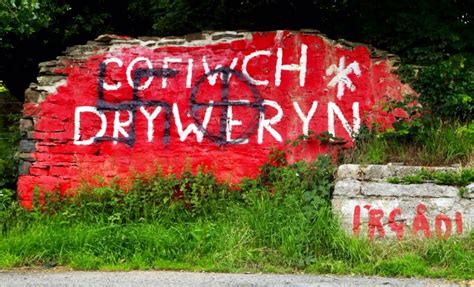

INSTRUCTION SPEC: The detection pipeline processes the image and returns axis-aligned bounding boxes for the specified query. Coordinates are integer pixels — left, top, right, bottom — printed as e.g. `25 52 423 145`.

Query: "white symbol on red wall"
326 56 361 100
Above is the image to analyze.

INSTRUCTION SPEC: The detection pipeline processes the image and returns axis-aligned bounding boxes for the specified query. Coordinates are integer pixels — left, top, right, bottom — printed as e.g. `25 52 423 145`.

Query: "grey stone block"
211 32 245 41
18 160 31 175
18 152 34 162
25 87 41 103
336 164 360 180
19 140 36 153
20 118 33 131
360 182 458 198
362 164 392 180
333 179 361 197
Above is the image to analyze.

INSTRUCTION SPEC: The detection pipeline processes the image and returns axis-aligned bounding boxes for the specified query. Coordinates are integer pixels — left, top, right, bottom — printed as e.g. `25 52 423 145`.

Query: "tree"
0 0 472 103
0 0 59 46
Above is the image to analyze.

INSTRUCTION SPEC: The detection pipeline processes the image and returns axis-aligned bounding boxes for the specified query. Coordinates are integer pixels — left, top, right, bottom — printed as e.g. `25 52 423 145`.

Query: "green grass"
0 206 472 278
0 156 473 279
0 207 474 279
342 122 473 166
386 167 474 186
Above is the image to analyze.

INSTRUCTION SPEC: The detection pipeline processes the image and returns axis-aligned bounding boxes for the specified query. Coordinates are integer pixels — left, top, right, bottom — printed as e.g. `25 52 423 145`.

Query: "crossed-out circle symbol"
190 67 264 145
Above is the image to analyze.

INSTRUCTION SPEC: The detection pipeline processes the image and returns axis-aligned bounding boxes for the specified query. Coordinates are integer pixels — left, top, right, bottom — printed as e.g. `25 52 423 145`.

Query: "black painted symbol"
190 67 264 145
97 63 179 146
95 63 264 147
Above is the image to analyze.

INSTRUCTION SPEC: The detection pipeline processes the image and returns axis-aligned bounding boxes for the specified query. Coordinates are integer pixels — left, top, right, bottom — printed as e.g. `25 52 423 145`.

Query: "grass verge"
0 156 473 279
1 215 473 279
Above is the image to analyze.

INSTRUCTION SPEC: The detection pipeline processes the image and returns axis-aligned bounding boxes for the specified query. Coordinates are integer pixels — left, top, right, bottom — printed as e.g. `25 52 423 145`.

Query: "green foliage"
0 89 30 228
359 1 472 65
0 156 343 271
0 0 59 43
0 0 70 82
0 0 139 98
0 0 472 103
0 1 471 277
373 254 429 277
400 56 474 122
364 235 474 279
259 154 335 218
26 154 335 226
0 113 20 190
0 159 472 279
0 188 14 211
387 167 474 187
343 121 473 166
0 83 7 93
381 94 424 140
70 170 237 223
0 188 19 234
344 82 473 166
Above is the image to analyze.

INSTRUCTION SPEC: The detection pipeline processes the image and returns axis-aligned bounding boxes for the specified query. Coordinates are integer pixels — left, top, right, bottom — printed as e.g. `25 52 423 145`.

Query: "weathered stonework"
19 30 414 207
332 164 473 240
466 183 474 199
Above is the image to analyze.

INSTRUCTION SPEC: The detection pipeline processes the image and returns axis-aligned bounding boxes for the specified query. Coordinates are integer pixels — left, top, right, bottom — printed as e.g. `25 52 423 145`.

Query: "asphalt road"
0 270 470 287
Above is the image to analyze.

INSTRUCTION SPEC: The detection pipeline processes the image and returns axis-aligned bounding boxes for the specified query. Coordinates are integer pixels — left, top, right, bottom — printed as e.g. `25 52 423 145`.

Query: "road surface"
0 270 470 287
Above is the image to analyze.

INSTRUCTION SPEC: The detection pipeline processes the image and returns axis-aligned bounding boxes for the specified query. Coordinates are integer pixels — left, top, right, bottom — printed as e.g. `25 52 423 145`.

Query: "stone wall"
332 164 473 240
18 30 413 207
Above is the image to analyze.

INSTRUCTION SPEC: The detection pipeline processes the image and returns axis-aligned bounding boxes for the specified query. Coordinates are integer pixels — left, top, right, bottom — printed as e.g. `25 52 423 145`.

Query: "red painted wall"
18 31 412 207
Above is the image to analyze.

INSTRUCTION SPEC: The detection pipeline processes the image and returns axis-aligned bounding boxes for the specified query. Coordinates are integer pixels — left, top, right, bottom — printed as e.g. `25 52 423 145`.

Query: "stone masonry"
332 164 473 240
18 30 413 207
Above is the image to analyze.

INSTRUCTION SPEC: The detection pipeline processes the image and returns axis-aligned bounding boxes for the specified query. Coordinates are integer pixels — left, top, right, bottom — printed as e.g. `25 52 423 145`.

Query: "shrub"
0 114 20 190
400 55 474 122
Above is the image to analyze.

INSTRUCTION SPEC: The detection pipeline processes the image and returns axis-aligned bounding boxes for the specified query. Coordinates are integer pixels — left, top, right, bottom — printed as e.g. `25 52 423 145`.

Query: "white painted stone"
333 164 473 239
465 183 474 199
332 196 473 239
